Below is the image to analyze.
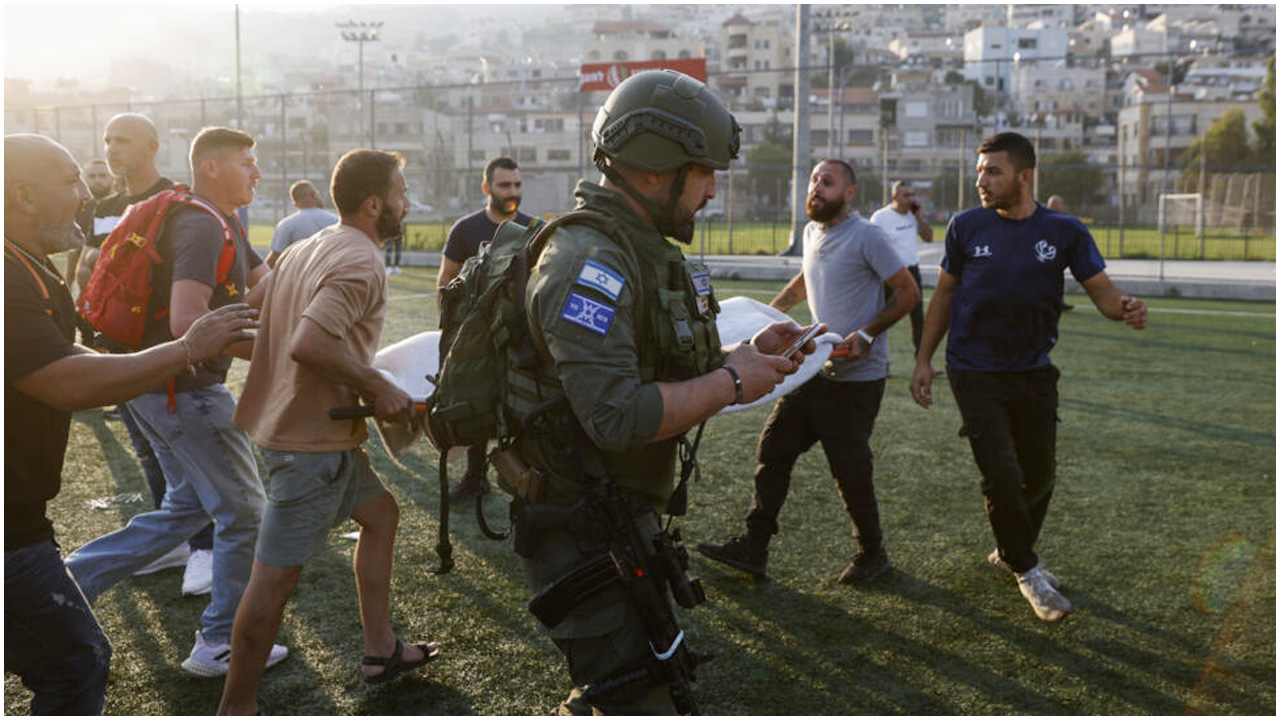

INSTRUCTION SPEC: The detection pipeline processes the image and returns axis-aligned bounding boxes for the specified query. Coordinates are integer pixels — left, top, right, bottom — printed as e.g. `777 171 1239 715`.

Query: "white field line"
390 288 1274 319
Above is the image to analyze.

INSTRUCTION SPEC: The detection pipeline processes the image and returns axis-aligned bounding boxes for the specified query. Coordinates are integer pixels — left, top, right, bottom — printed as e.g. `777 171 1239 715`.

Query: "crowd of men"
5 70 1147 715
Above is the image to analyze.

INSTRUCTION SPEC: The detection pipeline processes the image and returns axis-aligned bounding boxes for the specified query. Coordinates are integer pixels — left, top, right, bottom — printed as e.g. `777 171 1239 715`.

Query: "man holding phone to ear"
699 159 919 585
870 180 933 355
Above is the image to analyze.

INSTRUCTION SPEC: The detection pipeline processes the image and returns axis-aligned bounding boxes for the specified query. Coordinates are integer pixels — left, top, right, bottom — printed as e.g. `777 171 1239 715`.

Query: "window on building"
903 101 928 118
754 86 771 98
470 149 485 160
678 49 691 59
764 39 770 48
519 148 536 162
904 130 929 147
548 149 571 161
849 129 874 144
588 50 601 61
1018 38 1037 49
614 51 628 60
651 50 667 60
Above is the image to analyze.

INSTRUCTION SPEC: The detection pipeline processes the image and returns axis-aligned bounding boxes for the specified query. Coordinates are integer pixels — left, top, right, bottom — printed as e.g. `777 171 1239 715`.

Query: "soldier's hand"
725 343 797 404
832 331 871 362
181 303 258 363
751 321 826 362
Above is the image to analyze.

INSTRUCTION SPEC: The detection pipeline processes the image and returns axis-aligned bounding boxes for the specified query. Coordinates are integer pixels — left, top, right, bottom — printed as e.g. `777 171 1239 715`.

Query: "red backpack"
77 185 239 349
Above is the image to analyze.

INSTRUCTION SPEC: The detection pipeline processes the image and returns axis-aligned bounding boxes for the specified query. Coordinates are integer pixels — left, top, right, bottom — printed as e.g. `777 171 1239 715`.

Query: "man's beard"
488 194 520 216
375 203 403 241
806 194 843 223
980 186 1017 211
39 217 84 254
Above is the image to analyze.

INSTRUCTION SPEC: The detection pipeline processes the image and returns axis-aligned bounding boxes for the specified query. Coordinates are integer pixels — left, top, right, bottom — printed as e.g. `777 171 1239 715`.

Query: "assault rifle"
517 398 711 715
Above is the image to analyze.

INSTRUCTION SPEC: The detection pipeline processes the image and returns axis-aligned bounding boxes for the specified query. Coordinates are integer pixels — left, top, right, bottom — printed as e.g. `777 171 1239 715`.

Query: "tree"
1253 55 1275 166
747 115 793 214
1180 108 1253 175
1038 151 1106 208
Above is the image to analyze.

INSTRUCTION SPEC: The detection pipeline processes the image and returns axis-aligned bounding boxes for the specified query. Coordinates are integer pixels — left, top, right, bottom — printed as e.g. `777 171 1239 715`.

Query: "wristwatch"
855 329 875 346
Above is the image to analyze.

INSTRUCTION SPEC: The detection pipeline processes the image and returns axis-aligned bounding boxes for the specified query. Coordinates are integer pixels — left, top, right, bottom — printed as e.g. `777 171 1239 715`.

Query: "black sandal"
361 639 440 685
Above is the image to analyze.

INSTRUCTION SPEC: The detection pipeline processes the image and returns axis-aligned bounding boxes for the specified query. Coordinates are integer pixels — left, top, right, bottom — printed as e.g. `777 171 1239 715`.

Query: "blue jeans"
66 385 265 644
5 541 112 715
117 402 214 552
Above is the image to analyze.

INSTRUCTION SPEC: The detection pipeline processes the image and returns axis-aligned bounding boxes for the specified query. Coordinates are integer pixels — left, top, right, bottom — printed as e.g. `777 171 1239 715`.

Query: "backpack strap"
5 239 53 316
175 192 239 290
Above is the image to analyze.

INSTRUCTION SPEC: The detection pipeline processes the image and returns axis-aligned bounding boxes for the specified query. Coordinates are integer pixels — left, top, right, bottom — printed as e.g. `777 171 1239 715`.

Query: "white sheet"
368 295 841 429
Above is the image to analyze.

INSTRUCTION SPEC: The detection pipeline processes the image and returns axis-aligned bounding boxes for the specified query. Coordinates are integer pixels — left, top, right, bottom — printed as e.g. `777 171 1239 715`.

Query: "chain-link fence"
7 57 1274 260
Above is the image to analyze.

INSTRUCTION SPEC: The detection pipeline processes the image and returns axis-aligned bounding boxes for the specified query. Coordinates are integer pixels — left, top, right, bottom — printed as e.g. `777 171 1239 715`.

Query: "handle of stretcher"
329 402 428 420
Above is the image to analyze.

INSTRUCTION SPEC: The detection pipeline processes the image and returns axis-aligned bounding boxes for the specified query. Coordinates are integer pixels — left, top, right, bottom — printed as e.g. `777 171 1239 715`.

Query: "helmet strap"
595 154 695 244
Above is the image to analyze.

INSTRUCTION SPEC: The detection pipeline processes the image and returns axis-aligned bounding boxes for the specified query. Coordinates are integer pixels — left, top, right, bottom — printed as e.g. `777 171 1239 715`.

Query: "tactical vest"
504 226 723 420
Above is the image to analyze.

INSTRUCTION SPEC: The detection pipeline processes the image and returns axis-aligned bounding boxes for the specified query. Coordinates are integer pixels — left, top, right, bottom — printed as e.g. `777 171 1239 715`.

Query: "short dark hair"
977 132 1036 172
331 149 404 216
818 158 856 186
289 180 316 204
189 127 255 169
483 156 519 186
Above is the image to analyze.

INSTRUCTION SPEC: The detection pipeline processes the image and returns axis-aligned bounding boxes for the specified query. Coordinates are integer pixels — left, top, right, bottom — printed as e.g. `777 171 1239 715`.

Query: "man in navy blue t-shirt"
437 157 533 504
910 132 1148 622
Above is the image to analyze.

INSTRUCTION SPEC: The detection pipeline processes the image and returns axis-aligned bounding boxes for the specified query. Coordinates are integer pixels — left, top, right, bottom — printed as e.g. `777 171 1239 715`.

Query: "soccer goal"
1157 193 1204 238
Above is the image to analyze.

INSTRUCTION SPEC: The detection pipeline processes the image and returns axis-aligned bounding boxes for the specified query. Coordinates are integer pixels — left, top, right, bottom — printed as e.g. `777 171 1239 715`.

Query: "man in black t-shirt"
67 158 114 283
438 157 533 503
4 133 257 714
64 127 287 679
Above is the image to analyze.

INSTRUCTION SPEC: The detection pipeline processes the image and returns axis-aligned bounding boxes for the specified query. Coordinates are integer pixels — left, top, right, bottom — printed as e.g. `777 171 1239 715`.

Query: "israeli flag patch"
561 291 616 336
691 271 711 296
575 259 625 302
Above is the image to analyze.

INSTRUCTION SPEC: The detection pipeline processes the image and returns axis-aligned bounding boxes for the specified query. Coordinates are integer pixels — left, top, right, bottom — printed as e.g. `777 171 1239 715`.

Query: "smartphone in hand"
781 324 824 358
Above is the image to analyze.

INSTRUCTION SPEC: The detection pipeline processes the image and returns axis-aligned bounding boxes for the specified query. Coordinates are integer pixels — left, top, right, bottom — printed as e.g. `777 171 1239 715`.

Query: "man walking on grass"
910 132 1148 621
219 149 439 715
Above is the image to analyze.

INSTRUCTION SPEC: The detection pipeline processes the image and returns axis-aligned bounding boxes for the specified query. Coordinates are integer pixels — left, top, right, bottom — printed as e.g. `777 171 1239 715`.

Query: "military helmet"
592 70 741 175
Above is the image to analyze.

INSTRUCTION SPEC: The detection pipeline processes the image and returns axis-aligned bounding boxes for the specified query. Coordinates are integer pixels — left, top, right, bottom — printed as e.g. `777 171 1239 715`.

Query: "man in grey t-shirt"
265 180 338 268
699 159 919 585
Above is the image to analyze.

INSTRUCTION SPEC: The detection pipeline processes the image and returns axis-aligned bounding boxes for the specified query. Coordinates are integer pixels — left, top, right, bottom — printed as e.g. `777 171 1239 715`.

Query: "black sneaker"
697 535 768 576
447 472 491 507
838 547 891 585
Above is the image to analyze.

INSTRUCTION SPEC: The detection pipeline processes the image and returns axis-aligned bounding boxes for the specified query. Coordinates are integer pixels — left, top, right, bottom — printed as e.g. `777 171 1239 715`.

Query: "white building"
962 26 1069 92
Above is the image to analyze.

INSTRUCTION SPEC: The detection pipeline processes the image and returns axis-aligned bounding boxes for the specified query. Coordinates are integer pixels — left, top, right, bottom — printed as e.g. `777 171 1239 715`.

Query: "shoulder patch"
561 290 616 336
690 271 711 296
575 259 626 301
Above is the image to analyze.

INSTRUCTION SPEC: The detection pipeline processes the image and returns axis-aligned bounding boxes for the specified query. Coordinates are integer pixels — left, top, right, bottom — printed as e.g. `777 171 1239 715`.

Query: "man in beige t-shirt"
220 150 438 715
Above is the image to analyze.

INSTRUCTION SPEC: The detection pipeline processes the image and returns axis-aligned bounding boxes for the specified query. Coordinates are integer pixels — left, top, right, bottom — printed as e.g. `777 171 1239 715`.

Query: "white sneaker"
180 630 289 678
133 544 190 576
1016 565 1072 622
181 549 214 596
988 550 1061 590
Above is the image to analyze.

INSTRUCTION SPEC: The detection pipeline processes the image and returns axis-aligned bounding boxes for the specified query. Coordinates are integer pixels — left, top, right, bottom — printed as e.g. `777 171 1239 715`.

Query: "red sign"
579 58 707 92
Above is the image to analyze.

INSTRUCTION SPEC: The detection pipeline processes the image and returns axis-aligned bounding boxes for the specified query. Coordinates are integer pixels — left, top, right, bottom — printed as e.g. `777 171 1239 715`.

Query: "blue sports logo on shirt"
575 259 625 301
561 291 616 335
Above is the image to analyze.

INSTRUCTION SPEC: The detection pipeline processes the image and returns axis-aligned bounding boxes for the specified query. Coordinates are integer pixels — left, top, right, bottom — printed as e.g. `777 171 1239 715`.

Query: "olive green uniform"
513 180 723 714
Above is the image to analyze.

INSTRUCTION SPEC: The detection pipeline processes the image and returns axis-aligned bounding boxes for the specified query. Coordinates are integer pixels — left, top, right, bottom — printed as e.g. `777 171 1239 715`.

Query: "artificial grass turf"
6 268 1273 715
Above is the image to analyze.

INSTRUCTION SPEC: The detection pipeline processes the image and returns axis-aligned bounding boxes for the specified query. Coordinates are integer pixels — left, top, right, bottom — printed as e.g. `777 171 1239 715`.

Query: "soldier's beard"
488 195 520 216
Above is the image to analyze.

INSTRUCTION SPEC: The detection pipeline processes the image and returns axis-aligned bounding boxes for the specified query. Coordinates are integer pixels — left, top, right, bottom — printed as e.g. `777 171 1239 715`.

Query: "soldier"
503 70 818 714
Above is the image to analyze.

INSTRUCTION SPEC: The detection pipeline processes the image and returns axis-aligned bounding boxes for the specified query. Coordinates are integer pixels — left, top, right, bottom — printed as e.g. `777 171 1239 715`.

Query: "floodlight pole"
338 21 382 144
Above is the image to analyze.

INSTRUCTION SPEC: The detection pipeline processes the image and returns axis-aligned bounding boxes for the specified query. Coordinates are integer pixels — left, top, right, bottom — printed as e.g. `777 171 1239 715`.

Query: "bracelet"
179 336 195 369
721 364 744 405
855 329 875 346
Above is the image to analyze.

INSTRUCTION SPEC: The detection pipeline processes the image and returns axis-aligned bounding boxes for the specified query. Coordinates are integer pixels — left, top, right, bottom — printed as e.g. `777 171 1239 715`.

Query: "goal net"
1158 193 1204 238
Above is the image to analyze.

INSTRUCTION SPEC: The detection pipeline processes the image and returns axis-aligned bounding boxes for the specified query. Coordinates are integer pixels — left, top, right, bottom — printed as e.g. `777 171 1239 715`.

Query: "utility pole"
338 20 382 144
235 5 243 128
784 3 811 257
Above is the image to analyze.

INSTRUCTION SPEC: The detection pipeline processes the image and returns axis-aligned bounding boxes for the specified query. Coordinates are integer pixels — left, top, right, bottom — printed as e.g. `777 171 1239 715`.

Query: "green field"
250 221 1277 261
7 268 1275 715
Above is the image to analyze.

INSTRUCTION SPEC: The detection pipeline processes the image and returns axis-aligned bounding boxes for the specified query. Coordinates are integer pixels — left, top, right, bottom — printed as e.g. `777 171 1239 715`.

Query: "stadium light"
337 20 382 143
